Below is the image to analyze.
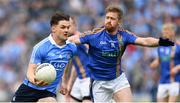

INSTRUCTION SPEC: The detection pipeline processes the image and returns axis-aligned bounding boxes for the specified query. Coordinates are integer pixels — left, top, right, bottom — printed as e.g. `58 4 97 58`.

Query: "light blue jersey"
23 34 77 94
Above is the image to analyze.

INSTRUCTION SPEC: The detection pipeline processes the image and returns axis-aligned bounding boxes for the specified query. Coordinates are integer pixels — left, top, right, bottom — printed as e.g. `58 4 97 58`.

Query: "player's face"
69 17 76 36
53 20 70 41
105 12 119 32
162 26 175 39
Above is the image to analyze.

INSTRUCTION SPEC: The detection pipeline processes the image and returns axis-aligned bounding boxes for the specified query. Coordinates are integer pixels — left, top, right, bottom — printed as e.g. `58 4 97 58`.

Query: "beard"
105 23 116 33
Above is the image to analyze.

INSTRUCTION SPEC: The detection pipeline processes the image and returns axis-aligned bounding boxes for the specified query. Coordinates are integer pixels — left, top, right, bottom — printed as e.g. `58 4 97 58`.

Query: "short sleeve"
123 30 137 44
29 46 43 64
72 43 77 56
67 41 78 58
80 34 93 44
80 27 104 44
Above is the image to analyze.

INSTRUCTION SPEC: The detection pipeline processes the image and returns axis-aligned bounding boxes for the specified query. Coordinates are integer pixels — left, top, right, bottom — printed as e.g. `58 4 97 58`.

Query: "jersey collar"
48 34 67 48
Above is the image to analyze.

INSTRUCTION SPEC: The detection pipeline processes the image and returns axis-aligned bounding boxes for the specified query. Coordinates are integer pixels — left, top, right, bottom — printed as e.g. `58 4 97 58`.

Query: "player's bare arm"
174 65 180 72
26 64 37 84
135 36 174 47
171 65 180 76
67 66 77 94
150 58 160 69
135 37 159 47
68 32 81 44
60 59 73 95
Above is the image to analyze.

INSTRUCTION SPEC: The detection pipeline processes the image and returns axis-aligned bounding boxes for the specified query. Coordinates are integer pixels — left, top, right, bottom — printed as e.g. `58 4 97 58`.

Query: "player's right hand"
59 87 68 95
33 78 49 86
67 33 80 42
59 82 69 95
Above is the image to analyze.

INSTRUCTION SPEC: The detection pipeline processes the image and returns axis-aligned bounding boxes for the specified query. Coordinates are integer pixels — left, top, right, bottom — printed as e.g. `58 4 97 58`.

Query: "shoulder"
118 29 137 37
81 26 105 37
33 37 50 50
66 41 77 52
92 26 105 34
30 38 50 57
66 41 76 47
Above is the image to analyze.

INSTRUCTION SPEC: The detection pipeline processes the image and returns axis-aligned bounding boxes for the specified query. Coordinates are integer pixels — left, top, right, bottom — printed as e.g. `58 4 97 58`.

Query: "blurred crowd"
0 0 179 101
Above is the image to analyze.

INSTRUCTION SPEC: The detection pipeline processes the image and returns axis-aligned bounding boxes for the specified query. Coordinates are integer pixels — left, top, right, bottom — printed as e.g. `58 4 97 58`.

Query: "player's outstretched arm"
135 37 174 47
135 37 159 47
68 31 81 44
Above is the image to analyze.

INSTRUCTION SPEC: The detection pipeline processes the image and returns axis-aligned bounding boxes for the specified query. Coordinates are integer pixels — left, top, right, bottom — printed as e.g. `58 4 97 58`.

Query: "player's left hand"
59 83 68 95
159 37 174 46
59 88 67 95
67 33 80 42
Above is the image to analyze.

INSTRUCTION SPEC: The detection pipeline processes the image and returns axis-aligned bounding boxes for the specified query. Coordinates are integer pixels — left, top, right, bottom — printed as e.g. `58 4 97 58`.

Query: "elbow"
142 42 157 47
140 42 151 47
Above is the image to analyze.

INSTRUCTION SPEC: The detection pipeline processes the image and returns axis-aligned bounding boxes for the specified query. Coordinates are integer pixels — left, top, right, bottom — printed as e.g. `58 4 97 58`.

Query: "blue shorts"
11 84 56 102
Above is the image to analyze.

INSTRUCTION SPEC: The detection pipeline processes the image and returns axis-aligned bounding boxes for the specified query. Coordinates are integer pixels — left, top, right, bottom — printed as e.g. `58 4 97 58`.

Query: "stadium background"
0 0 179 102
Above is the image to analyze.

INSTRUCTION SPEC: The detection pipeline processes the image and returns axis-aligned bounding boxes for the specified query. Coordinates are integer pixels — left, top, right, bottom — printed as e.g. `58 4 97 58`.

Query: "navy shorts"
11 84 56 102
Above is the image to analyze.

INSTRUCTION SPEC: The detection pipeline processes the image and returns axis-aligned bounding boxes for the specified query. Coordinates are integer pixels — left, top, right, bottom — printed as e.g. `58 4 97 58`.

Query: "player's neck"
52 34 66 46
106 28 118 35
56 40 66 46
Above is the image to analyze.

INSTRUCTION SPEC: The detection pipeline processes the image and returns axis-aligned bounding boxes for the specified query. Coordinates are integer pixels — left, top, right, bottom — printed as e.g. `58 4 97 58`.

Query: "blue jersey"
173 44 180 82
23 34 77 94
72 44 90 79
80 28 137 80
158 46 172 83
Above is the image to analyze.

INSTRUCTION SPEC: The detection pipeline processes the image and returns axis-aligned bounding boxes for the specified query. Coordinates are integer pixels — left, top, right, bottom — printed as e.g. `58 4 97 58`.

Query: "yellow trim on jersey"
116 34 123 77
118 29 137 37
75 56 87 78
80 27 105 37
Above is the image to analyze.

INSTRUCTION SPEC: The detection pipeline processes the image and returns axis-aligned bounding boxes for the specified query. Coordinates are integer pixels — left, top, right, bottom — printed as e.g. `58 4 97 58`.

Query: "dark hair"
50 12 70 26
105 5 123 20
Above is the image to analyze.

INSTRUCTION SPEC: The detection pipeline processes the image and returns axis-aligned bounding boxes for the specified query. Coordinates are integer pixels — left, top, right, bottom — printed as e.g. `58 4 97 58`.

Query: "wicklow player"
65 17 91 102
67 44 91 102
150 23 180 102
68 5 174 102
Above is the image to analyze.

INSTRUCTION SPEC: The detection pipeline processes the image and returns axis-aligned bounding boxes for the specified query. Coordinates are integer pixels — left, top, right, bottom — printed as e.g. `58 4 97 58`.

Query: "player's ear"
118 20 122 24
51 26 56 33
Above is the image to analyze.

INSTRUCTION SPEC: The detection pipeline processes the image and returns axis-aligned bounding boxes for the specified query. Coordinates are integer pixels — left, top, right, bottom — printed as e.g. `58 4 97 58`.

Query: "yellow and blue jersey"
158 46 172 83
72 44 90 79
158 44 180 83
80 28 137 80
23 34 77 94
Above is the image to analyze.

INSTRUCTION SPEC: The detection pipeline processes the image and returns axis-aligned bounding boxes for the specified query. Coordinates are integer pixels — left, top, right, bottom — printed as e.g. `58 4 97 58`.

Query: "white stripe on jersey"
30 38 49 63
